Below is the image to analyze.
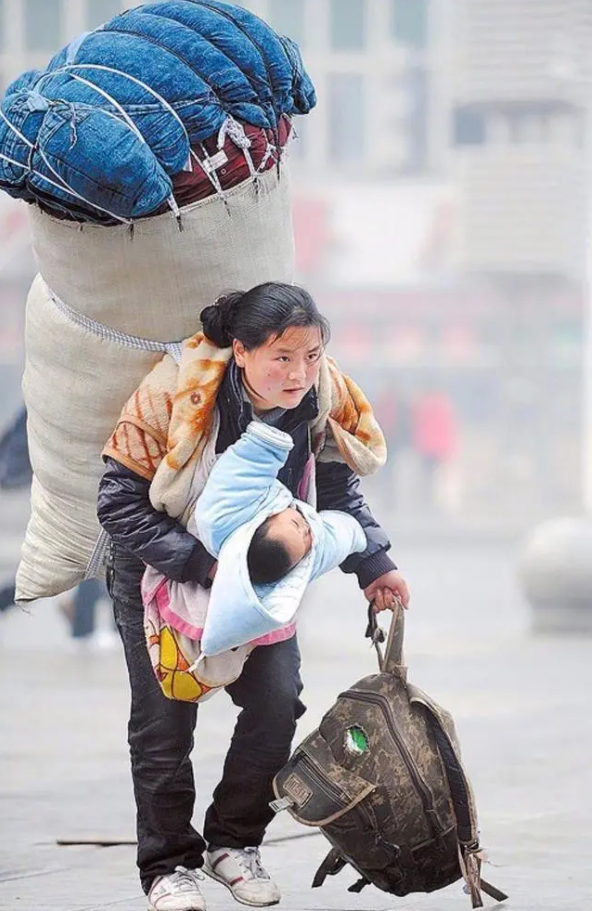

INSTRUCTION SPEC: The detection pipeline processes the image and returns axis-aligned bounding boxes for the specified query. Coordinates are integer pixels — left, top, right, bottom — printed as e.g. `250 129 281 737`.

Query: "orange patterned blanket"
103 332 387 521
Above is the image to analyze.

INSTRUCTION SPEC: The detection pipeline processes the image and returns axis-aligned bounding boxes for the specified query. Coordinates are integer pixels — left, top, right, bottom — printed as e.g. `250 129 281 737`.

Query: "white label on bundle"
202 150 229 173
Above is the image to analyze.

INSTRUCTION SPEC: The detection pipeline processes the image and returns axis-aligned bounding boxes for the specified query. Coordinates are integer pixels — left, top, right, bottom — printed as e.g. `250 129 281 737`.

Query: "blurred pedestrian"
0 582 16 614
374 387 413 508
0 405 31 616
57 577 119 650
0 405 116 645
412 390 458 511
0 405 32 491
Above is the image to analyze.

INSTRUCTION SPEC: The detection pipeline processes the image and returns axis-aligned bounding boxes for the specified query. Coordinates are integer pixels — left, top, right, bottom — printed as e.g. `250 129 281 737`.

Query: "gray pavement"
1 503 591 910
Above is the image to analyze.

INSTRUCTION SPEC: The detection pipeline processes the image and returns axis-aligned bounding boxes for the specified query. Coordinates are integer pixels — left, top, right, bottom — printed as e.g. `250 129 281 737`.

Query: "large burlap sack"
17 168 294 602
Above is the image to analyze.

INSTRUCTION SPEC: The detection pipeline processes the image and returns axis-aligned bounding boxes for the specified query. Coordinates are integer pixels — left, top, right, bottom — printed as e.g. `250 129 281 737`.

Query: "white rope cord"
86 530 111 579
0 106 34 149
258 139 275 171
191 145 229 202
218 115 259 185
189 114 286 207
36 145 134 224
0 147 132 224
40 70 146 143
48 289 184 356
62 63 191 221
61 64 189 142
1 69 290 224
2 67 180 223
34 68 167 221
66 63 289 186
0 106 133 223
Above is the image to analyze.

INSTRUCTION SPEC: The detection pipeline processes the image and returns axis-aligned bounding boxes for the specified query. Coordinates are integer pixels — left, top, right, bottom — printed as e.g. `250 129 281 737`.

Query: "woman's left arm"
315 460 410 608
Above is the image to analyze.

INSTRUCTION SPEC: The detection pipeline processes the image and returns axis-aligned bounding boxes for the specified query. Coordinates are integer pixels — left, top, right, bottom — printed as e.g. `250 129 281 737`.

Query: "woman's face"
233 325 324 412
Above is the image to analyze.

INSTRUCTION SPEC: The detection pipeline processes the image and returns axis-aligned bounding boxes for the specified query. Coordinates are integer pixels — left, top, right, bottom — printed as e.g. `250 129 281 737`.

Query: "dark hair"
247 517 295 585
200 282 330 350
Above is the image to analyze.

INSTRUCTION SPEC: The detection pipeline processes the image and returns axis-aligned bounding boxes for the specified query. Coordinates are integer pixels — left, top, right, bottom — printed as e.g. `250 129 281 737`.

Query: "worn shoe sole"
147 900 206 911
148 902 206 911
147 895 206 911
202 865 280 907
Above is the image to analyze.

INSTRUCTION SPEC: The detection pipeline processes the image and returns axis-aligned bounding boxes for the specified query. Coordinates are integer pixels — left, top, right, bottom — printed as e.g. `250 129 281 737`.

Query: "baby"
191 420 367 654
140 420 368 693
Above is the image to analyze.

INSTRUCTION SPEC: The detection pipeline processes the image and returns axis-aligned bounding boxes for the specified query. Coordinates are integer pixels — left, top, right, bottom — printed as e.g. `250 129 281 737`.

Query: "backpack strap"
458 845 509 907
365 600 407 678
311 847 347 888
480 878 509 903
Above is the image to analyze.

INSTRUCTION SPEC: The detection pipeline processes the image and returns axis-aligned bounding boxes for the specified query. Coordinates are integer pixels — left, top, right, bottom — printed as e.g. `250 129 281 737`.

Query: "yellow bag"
143 574 253 703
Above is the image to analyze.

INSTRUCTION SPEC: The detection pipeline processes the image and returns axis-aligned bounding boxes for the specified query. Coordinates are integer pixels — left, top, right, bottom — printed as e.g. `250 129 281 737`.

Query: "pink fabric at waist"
154 578 297 648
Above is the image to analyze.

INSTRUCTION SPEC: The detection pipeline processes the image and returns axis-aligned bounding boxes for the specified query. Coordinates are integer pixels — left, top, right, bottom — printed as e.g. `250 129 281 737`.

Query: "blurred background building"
0 0 589 525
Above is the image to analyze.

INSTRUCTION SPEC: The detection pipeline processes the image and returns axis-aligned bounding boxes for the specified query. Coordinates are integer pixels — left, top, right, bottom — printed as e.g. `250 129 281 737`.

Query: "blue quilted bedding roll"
0 0 315 224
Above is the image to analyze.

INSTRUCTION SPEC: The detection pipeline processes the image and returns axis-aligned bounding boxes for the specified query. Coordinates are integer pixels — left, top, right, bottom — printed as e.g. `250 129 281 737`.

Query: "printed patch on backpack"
283 773 313 808
345 725 369 755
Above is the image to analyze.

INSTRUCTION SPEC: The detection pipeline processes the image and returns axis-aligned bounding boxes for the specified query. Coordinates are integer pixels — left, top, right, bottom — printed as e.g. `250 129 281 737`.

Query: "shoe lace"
170 866 205 892
233 847 268 882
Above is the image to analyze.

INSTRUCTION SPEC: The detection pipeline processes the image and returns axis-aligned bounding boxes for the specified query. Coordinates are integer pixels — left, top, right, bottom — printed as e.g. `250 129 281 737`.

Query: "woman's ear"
233 339 246 368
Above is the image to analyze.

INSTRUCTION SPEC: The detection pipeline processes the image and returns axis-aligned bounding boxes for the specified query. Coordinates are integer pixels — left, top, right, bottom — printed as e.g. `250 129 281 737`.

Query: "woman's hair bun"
200 291 244 347
200 304 227 347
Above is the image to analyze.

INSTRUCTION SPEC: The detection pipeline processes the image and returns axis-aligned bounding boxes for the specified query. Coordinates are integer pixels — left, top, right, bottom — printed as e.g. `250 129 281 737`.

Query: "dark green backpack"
272 605 507 907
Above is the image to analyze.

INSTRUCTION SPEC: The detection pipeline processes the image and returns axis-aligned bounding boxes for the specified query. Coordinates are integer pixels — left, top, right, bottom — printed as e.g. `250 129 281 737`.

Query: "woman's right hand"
208 561 218 581
364 570 410 611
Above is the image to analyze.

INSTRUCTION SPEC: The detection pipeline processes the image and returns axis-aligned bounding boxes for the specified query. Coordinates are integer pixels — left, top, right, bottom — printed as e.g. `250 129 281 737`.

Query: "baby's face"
267 507 312 568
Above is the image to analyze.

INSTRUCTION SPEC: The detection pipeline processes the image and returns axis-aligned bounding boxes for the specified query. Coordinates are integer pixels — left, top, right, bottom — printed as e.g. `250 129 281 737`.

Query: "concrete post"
518 517 592 634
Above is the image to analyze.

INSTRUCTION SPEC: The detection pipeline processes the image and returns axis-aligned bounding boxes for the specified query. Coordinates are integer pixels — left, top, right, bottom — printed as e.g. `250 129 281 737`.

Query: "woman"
98 283 409 911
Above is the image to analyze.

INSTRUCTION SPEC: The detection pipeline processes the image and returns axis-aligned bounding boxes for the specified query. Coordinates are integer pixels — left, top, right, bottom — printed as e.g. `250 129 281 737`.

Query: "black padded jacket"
97 361 396 591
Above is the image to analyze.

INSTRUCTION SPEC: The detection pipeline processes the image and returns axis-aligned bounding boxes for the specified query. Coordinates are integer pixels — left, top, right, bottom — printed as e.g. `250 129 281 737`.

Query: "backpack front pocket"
272 730 375 827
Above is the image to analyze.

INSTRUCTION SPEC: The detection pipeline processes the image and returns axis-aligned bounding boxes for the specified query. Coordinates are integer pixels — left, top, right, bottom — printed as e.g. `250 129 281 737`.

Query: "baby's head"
247 507 312 585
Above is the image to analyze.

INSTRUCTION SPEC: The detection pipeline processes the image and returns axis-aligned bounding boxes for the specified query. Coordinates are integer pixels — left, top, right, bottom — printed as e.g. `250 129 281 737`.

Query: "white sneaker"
204 847 280 907
148 866 207 911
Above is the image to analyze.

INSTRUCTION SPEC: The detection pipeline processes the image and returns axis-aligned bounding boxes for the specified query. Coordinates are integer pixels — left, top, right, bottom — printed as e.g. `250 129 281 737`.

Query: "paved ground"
1 492 591 910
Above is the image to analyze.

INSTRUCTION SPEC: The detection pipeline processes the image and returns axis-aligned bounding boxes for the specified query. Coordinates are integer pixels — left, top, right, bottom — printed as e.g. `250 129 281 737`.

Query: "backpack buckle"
269 796 295 814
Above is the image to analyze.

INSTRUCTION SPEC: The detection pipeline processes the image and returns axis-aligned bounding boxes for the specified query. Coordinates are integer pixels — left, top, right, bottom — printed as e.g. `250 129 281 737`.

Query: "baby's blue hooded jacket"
194 421 366 655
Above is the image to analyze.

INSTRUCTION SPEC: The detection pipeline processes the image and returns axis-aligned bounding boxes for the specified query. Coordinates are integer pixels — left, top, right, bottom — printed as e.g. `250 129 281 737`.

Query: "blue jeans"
107 545 306 893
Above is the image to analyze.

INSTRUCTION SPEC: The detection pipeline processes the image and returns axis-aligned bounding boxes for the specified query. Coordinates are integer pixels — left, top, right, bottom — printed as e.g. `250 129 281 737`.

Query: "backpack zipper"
338 689 447 838
297 749 349 805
